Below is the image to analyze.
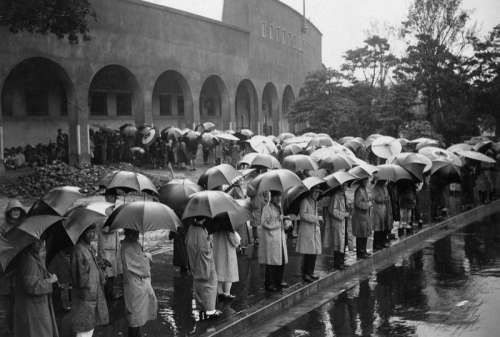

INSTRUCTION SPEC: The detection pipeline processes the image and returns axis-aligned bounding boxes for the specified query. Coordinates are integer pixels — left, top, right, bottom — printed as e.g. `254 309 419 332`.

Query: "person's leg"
217 281 223 295
275 264 285 288
76 329 95 337
265 265 272 290
128 326 141 337
356 237 363 258
223 282 232 296
308 255 317 278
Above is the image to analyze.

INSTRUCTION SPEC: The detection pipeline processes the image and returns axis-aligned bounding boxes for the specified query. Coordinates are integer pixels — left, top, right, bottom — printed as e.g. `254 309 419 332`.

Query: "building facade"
0 0 322 165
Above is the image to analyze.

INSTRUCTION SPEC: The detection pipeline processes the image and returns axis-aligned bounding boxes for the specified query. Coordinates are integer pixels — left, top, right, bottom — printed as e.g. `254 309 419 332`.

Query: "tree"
0 0 96 43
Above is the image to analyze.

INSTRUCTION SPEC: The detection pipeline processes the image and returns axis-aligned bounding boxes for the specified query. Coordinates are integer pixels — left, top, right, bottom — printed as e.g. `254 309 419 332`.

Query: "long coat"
372 184 390 232
121 240 158 327
213 231 240 283
323 191 350 252
258 202 288 265
352 186 372 238
186 225 217 311
98 230 123 278
296 196 322 255
71 242 109 333
14 250 58 337
250 192 267 228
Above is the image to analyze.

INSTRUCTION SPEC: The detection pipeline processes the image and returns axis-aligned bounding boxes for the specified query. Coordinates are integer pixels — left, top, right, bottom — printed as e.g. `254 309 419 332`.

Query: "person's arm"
331 196 348 220
20 255 53 296
261 205 280 230
300 199 317 224
227 232 241 248
355 189 370 210
72 248 91 291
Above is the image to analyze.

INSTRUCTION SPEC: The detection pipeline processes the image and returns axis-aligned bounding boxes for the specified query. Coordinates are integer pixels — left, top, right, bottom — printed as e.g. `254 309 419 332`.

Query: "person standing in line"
71 225 109 337
297 187 322 283
121 229 158 336
398 180 417 230
259 191 290 292
372 179 390 251
323 184 350 270
185 218 221 320
213 229 240 300
352 177 372 259
14 240 59 337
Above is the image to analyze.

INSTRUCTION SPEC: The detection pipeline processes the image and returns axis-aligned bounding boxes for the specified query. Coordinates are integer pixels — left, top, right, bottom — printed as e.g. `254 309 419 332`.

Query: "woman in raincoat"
297 187 322 282
185 218 221 320
323 184 350 269
213 230 240 299
352 178 372 259
14 240 59 337
121 229 158 336
71 225 109 337
371 179 391 251
259 191 290 292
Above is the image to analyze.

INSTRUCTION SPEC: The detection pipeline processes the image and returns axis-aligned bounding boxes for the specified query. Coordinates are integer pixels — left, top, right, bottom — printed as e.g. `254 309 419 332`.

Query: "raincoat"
14 249 58 337
0 199 26 236
352 186 372 238
97 230 123 278
121 240 157 327
250 192 267 228
213 231 240 283
71 241 109 333
323 191 350 252
186 225 217 311
372 184 391 232
296 196 322 255
258 202 288 265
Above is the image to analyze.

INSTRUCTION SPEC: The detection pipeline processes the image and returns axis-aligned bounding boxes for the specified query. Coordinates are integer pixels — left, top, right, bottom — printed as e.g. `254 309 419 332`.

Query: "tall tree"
0 0 96 43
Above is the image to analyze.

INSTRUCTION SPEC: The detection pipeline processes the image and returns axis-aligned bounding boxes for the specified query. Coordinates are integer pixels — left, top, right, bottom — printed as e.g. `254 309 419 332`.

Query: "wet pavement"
267 213 500 337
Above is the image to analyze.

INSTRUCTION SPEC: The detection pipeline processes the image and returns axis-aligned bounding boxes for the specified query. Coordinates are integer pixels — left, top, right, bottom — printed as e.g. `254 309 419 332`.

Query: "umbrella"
371 136 402 159
211 130 239 142
255 169 303 193
283 136 312 148
63 202 113 244
198 164 241 190
413 137 440 150
431 161 461 183
310 146 356 162
267 135 279 144
120 124 137 138
236 129 254 140
130 147 146 155
314 153 352 172
324 171 357 190
374 164 413 182
17 215 65 239
104 171 158 195
365 134 383 147
418 147 463 167
349 164 377 180
473 140 493 153
344 139 365 153
183 130 201 142
282 184 309 215
182 191 244 221
159 179 202 216
0 229 38 271
142 127 158 147
391 153 430 181
398 138 411 147
278 132 295 142
239 153 281 169
105 201 181 232
201 133 218 146
248 135 278 154
447 143 473 154
28 186 85 216
282 155 319 173
303 132 317 138
457 150 496 164
302 176 326 191
200 122 216 132
308 134 337 148
282 143 303 156
162 127 182 141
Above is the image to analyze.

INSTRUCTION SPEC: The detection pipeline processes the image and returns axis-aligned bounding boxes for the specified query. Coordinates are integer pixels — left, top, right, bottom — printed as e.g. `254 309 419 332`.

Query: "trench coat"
71 242 109 332
250 192 267 228
98 230 123 278
352 186 372 238
296 196 322 255
323 191 350 252
372 184 390 232
121 240 158 327
258 202 288 265
185 225 217 311
14 250 58 337
213 231 240 283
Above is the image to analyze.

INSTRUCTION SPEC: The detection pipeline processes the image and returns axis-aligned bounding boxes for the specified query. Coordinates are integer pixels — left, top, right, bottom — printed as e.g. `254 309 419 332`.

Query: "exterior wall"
0 0 322 166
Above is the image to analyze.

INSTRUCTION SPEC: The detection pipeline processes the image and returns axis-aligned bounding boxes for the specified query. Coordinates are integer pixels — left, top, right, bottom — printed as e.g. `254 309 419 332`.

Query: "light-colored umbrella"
308 134 337 148
374 164 413 182
418 147 463 167
447 143 473 154
349 164 378 180
324 171 357 190
17 215 65 240
105 170 158 195
247 135 278 154
198 164 241 190
211 130 239 142
256 169 303 193
159 179 202 217
278 132 295 142
182 191 243 220
282 143 303 156
282 155 319 173
365 134 383 147
28 186 85 216
302 176 326 191
457 150 496 164
310 146 356 163
239 153 281 169
371 136 402 159
63 202 114 244
412 137 440 150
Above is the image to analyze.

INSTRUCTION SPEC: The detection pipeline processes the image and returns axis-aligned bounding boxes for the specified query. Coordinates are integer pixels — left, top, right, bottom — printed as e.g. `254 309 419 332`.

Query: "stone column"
142 88 153 126
69 87 91 166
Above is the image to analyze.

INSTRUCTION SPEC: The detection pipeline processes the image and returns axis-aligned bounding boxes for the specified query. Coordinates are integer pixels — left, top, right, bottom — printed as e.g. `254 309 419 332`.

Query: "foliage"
0 0 96 43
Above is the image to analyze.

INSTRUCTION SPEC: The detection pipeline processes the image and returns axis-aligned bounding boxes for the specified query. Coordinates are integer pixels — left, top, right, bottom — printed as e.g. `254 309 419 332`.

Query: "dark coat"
71 242 109 333
352 186 372 238
14 249 58 337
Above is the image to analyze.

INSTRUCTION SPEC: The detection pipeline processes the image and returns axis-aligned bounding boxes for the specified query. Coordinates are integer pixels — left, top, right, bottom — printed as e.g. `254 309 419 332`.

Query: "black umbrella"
282 184 309 215
159 179 202 217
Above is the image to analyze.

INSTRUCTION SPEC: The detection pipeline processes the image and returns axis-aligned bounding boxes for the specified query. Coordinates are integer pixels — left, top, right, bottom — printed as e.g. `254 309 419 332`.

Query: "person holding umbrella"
259 191 291 292
371 178 391 250
351 171 373 259
71 224 109 337
13 239 59 337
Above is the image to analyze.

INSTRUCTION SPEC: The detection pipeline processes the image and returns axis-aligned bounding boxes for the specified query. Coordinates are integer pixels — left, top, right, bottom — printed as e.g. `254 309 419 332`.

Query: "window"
288 33 292 46
90 92 107 116
116 93 132 116
276 27 280 42
269 24 274 40
177 96 184 116
25 87 48 116
282 31 286 44
159 94 172 116
261 22 267 38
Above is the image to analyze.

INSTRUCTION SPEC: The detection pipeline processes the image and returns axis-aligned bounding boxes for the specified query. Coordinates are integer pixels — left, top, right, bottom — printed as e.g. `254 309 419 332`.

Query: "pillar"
69 87 91 166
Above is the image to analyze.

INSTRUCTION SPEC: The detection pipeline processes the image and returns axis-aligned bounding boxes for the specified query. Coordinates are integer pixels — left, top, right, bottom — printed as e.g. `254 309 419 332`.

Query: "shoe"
205 310 222 320
303 274 314 283
222 293 236 300
310 274 319 280
265 285 279 292
279 282 289 288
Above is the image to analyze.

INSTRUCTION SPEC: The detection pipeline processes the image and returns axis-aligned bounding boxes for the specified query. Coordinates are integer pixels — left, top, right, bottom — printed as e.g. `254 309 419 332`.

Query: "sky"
144 0 500 68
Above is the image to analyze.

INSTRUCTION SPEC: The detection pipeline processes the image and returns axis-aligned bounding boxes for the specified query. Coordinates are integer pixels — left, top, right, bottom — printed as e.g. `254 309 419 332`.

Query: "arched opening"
282 85 296 133
152 70 193 128
88 65 141 122
1 57 75 151
262 82 278 135
199 75 230 129
235 79 258 131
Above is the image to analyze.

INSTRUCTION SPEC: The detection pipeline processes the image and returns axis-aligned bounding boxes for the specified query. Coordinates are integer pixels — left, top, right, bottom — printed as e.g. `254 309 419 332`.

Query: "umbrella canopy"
239 153 281 169
278 132 295 142
201 132 218 147
308 134 337 148
267 135 279 144
211 130 239 142
447 143 473 154
235 129 254 140
349 164 377 180
0 229 38 272
371 136 402 159
183 130 201 142
374 164 413 182
365 134 383 147
282 184 309 215
302 132 317 138
105 201 181 232
431 161 461 184
182 191 244 220
120 124 138 138
283 135 312 148
105 170 158 195
17 215 65 239
282 143 303 156
473 140 493 152
255 169 303 193
248 135 278 154
344 139 365 153
159 179 202 216
161 127 183 141
282 155 319 173
314 153 352 172
310 146 356 163
198 164 241 190
302 176 326 191
200 121 216 132
324 171 357 190
28 186 85 216
63 202 113 244
419 147 463 167
457 150 496 164
141 127 158 146
130 147 146 156
413 138 440 150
